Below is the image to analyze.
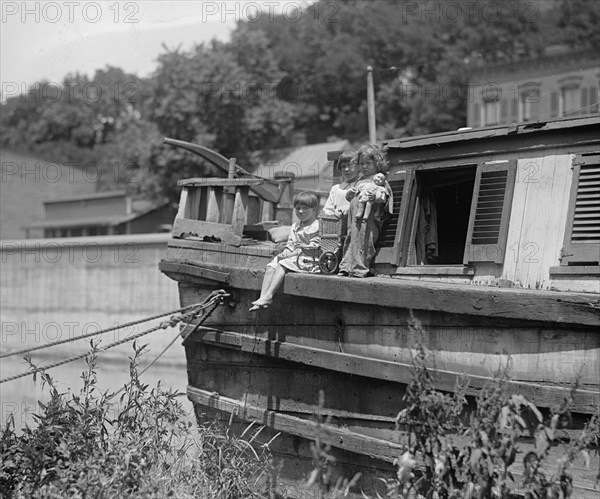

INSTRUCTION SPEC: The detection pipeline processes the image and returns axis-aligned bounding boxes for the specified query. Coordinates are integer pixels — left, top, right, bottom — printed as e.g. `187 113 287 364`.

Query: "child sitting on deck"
250 192 320 311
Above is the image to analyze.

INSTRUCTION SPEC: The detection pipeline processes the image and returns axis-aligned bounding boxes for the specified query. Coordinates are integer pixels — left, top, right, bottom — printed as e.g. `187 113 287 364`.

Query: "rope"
0 302 208 360
137 294 224 379
0 290 230 384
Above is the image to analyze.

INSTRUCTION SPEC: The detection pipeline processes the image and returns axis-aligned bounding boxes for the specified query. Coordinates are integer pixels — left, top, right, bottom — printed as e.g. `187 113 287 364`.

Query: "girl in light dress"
250 192 320 311
338 144 393 278
322 150 360 219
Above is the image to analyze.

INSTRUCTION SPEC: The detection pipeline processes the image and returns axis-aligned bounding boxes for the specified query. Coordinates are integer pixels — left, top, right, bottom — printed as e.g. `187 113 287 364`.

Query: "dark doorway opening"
413 166 476 265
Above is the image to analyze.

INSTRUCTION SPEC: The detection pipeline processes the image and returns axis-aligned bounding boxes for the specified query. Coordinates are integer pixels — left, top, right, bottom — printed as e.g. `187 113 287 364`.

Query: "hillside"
0 149 97 240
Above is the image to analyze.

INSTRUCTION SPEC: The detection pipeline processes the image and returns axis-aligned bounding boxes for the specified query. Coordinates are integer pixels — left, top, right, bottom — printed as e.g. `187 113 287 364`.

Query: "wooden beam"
284 273 600 326
185 327 600 414
179 178 265 187
187 386 405 462
159 261 229 283
160 258 600 324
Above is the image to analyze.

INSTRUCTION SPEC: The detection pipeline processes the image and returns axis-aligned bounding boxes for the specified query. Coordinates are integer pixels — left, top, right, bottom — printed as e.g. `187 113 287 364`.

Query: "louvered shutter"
376 170 414 265
463 161 517 264
561 154 600 265
378 177 407 248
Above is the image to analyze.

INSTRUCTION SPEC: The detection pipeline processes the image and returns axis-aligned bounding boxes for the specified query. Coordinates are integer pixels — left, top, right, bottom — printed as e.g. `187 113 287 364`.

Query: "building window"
520 84 540 122
560 86 580 116
483 100 499 126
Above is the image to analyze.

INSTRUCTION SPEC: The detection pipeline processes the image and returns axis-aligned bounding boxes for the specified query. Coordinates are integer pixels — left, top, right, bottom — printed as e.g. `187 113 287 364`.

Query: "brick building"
467 49 599 128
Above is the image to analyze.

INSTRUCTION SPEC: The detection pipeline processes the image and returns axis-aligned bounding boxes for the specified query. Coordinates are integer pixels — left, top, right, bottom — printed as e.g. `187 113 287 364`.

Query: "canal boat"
160 116 600 495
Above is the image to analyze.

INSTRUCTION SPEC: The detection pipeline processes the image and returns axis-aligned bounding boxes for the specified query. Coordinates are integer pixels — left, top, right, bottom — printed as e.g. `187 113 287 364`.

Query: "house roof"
43 190 127 204
28 194 170 230
27 214 140 229
256 140 350 195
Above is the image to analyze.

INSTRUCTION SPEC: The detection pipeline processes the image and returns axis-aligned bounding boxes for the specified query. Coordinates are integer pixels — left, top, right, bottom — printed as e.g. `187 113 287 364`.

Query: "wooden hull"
160 244 600 496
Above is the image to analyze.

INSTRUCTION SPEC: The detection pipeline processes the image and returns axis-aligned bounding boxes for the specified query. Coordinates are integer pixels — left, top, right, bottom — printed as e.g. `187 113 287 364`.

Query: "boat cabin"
366 115 599 294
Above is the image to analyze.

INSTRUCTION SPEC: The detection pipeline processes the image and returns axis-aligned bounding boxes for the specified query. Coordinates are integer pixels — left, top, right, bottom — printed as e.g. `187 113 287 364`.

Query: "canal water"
0 313 193 432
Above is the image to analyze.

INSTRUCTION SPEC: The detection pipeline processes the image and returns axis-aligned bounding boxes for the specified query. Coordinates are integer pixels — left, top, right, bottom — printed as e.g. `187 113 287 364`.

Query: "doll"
355 172 388 222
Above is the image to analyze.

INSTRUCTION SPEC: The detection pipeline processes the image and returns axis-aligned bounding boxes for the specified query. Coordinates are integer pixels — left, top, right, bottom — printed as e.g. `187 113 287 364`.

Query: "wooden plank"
175 188 188 220
187 386 405 462
179 178 265 187
206 187 222 223
171 219 241 246
186 327 599 413
283 272 600 326
231 187 249 236
550 265 600 275
161 259 600 325
158 261 229 283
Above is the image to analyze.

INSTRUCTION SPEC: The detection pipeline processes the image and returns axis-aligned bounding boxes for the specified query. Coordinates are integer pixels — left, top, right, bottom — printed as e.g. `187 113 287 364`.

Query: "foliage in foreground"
0 342 270 498
385 317 600 499
1 323 598 499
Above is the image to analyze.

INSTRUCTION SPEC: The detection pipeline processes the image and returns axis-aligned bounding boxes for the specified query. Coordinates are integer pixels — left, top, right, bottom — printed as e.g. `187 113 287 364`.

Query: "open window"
561 153 600 265
381 160 517 269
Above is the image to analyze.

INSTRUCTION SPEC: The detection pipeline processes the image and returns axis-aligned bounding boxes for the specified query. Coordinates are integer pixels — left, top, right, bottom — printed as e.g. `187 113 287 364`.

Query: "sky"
1 1 312 98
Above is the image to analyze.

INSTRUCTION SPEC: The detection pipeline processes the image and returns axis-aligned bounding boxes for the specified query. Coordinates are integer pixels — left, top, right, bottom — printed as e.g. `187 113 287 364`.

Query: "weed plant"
0 341 271 498
387 317 600 499
1 325 598 499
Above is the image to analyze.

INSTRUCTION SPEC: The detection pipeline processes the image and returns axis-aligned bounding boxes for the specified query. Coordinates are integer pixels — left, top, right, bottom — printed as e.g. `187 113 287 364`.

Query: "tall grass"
0 341 271 498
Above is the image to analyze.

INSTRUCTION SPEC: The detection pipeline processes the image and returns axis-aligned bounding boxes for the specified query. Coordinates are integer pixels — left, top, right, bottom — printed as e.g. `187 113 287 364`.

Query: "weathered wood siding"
502 152 574 289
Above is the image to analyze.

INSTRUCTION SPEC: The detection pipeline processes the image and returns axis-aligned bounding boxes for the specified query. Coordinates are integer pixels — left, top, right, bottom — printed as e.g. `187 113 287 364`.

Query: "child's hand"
358 190 375 202
346 188 357 201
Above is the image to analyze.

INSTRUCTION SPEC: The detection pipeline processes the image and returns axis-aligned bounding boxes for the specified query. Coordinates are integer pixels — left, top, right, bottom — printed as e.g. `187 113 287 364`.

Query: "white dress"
266 219 320 273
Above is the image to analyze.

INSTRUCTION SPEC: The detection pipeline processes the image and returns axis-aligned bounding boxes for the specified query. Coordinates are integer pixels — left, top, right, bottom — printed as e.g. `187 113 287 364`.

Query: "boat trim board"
184 326 600 414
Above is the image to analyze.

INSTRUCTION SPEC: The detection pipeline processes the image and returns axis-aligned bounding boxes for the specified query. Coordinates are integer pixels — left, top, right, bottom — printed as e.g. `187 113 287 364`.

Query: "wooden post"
274 171 295 225
228 157 236 179
367 66 376 144
222 157 237 222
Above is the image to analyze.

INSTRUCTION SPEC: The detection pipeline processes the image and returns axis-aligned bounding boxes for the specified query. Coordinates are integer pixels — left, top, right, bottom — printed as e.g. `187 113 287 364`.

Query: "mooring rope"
0 290 230 384
0 302 214 360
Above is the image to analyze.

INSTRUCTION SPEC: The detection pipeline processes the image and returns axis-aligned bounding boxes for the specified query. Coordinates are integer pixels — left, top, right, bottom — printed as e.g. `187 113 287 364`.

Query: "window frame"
379 160 517 270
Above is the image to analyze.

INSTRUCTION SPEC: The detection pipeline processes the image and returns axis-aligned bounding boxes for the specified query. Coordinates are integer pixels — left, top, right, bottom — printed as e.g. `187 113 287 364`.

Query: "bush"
387 317 600 499
0 342 271 498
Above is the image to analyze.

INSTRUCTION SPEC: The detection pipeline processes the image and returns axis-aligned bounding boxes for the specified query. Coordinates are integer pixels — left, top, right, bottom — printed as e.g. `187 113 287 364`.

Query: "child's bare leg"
250 265 286 310
257 266 286 304
355 201 365 219
252 266 275 304
362 201 373 221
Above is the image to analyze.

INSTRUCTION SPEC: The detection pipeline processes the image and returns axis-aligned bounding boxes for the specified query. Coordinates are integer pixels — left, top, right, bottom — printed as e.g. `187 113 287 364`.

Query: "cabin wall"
387 140 598 293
